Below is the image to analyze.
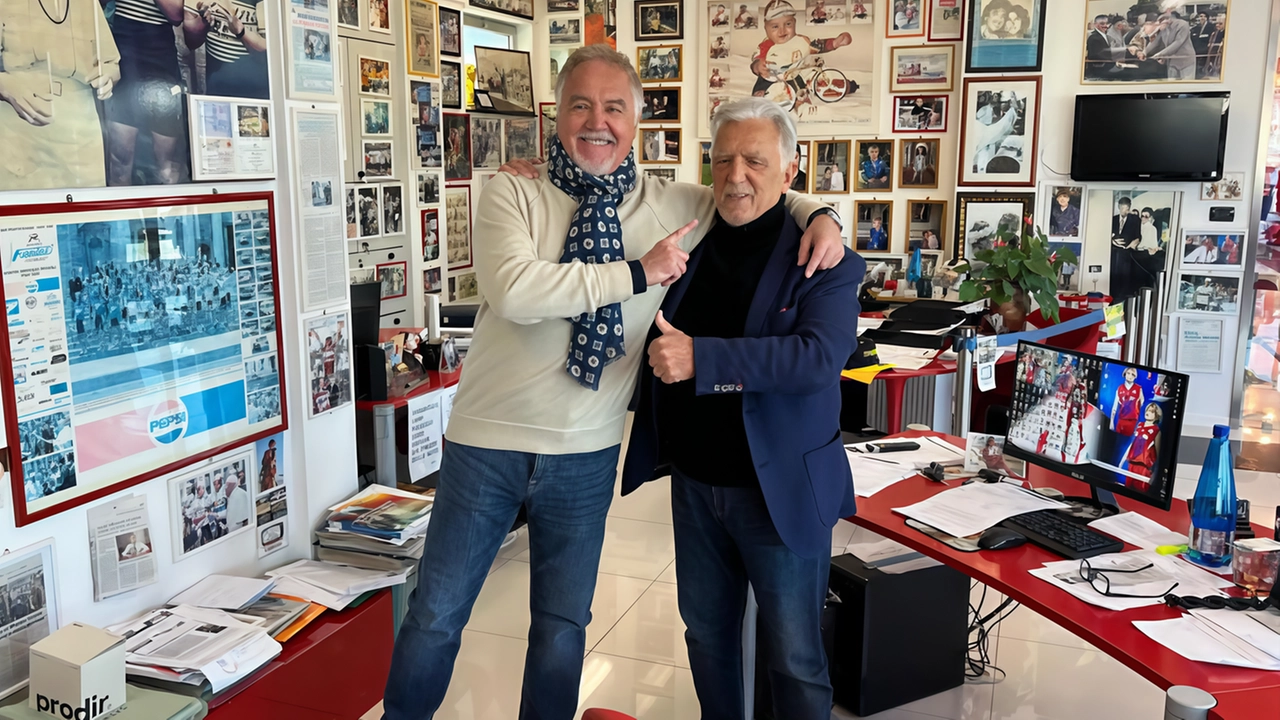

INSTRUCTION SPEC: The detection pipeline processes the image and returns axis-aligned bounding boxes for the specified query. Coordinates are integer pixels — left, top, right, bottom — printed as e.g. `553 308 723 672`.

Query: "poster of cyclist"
703 0 878 135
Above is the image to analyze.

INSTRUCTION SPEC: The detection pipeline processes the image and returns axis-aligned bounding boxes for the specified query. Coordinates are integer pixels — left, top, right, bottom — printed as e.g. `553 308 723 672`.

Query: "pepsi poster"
0 193 287 526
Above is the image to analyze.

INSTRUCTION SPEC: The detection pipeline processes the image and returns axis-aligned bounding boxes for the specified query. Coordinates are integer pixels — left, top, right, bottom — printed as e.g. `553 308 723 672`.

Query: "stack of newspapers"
266 559 412 611
314 485 434 573
107 604 282 696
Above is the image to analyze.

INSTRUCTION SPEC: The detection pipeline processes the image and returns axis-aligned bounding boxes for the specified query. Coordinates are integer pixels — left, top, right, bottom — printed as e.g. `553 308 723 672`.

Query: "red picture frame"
0 192 289 526
926 0 966 42
443 112 473 182
376 261 409 299
421 208 440 262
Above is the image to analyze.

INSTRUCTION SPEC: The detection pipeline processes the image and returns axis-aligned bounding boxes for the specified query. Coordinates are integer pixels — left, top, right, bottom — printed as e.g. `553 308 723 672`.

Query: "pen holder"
1231 538 1280 594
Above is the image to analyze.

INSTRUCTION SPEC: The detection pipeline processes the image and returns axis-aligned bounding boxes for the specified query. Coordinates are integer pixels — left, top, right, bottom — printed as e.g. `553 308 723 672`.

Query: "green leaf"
958 283 980 302
1026 258 1054 278
1008 258 1022 279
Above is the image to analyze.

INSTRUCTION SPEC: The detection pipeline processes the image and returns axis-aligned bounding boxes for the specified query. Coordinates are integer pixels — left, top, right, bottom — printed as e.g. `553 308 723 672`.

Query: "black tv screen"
1071 93 1229 181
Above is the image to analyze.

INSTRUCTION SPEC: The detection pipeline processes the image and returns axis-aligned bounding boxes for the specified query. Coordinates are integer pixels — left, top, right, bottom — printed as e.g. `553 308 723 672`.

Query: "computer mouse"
978 527 1027 551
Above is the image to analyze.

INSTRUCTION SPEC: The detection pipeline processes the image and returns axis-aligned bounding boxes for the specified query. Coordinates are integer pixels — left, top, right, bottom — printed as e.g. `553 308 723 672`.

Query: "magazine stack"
313 485 434 573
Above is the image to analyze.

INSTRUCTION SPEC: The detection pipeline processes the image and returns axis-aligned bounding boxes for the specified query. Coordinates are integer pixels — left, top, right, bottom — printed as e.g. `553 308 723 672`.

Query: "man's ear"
783 154 799 188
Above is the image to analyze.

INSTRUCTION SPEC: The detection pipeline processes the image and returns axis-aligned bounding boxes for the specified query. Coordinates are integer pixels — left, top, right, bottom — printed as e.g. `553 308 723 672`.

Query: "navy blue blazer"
620 217 865 559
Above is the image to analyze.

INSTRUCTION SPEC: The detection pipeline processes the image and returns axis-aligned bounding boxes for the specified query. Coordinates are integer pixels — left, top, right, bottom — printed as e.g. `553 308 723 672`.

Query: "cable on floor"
965 580 1018 684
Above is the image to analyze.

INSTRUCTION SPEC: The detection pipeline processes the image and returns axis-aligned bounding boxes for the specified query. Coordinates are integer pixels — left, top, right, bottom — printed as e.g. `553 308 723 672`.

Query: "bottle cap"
1213 424 1230 439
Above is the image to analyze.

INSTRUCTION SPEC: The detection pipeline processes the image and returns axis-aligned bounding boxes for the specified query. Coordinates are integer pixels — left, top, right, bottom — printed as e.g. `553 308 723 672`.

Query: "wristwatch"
809 206 843 231
235 27 247 39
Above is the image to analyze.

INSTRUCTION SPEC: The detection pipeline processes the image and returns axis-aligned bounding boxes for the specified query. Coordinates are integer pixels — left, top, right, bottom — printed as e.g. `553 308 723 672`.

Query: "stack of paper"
168 575 276 611
1087 512 1188 550
325 486 434 543
892 481 1070 538
314 528 425 574
1028 550 1233 611
845 437 964 497
266 559 411 610
234 595 318 638
1136 608 1280 670
107 604 282 693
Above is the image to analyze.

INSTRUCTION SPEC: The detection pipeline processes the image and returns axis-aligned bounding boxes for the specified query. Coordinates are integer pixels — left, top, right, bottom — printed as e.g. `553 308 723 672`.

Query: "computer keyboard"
1000 510 1125 560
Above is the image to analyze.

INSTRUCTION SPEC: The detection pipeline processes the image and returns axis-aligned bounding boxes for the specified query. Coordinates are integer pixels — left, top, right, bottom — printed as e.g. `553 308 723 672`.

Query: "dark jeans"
671 471 832 720
382 441 620 720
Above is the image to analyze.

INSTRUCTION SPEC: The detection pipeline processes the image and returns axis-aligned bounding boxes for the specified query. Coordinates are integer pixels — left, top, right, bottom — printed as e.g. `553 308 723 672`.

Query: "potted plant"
953 217 1077 332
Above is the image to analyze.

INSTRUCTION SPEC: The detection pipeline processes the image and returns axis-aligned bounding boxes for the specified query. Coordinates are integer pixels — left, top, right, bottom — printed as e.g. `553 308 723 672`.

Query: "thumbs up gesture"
648 311 694 384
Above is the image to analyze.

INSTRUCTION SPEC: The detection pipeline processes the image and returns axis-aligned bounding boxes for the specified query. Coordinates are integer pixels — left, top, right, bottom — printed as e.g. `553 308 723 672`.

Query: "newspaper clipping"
189 96 276 181
0 541 57 698
88 494 158 601
254 432 289 557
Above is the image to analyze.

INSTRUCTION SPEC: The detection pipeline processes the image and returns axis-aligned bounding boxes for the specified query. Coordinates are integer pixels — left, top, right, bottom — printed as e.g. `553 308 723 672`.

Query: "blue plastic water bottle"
1187 424 1238 568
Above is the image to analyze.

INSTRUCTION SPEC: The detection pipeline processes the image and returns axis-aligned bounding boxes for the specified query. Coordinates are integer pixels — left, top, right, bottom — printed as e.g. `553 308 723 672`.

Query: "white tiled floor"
364 474 1182 720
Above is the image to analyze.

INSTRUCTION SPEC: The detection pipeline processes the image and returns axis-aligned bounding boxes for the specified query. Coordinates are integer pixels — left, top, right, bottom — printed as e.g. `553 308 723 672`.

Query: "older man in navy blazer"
621 97 863 720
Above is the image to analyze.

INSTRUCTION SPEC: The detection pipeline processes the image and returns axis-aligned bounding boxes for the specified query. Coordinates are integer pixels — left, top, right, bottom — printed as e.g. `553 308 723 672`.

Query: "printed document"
87 494 158 601
892 481 1069 539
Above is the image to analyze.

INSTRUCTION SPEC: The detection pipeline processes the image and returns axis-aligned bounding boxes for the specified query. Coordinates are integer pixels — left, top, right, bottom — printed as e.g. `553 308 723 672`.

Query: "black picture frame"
439 6 462 57
953 192 1035 261
469 0 533 21
635 0 683 41
964 0 1049 73
441 61 463 109
473 46 535 116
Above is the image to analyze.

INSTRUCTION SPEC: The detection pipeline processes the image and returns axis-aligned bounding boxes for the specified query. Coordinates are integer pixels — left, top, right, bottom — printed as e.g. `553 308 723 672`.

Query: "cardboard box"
29 623 126 720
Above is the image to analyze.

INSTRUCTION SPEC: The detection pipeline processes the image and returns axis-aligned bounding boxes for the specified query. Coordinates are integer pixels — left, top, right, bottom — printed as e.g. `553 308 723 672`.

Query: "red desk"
848 431 1280 719
205 589 394 719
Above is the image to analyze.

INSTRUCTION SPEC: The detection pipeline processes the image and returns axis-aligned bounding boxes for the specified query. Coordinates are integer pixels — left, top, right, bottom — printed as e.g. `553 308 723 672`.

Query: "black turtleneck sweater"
656 196 786 487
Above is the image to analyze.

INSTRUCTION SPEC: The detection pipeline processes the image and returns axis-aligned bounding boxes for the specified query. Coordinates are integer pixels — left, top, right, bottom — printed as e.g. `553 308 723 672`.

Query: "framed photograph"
550 17 582 44
907 200 947 252
1 194 287 525
1082 2 1228 83
1176 273 1241 315
928 0 966 41
639 45 683 83
381 183 404 234
855 201 893 253
953 192 1035 262
1099 188 1179 303
1176 316 1224 373
1181 231 1244 269
1047 240 1084 292
812 140 851 194
890 45 955 92
356 186 381 237
449 271 480 303
791 141 810 192
470 0 533 20
345 188 358 238
899 138 940 189
440 61 463 109
503 118 539 163
865 255 907 285
0 539 59 697
549 46 577 93
471 117 503 171
406 0 439 78
641 87 681 123
362 99 391 136
1043 184 1084 238
965 0 1047 73
439 6 462 57
539 102 558 157
853 140 893 192
646 168 678 182
640 128 682 163
893 95 948 133
446 186 473 269
474 47 535 116
1202 173 1244 201
377 261 408 299
957 75 1041 187
425 267 443 293
168 448 256 560
362 140 393 178
338 0 361 29
549 0 579 11
359 56 392 96
636 0 683 41
887 0 925 37
919 250 944 279
417 170 442 204
443 113 473 181
422 208 440 262
368 0 390 32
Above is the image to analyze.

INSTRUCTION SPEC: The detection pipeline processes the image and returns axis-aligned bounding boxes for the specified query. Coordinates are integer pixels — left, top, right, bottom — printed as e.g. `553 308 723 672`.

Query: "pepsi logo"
148 399 189 445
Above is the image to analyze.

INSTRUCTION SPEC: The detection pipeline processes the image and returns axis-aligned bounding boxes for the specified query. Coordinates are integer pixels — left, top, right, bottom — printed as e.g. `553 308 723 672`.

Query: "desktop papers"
265 559 411 610
845 437 963 497
168 575 276 611
1135 609 1280 671
892 481 1070 539
1028 550 1233 611
1087 512 1188 550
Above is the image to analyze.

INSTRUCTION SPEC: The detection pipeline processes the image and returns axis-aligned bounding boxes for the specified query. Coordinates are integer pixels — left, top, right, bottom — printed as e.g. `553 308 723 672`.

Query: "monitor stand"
1059 486 1121 521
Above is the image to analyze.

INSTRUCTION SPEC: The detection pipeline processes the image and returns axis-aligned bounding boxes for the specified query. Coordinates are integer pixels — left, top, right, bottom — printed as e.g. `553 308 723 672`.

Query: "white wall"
0 2 359 631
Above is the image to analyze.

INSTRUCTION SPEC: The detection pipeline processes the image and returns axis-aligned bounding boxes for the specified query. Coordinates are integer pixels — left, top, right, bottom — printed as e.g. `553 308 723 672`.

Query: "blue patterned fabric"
546 137 638 391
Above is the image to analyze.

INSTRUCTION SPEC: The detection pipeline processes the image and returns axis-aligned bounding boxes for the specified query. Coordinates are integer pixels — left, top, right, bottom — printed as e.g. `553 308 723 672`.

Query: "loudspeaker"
355 344 388 401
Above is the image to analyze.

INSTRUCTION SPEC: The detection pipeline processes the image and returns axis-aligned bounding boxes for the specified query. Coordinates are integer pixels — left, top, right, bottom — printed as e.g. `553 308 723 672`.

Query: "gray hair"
554 44 643 121
709 97 798 167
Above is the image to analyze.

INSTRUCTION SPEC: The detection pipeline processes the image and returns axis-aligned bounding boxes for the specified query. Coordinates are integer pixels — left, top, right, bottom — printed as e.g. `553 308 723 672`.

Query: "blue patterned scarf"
546 137 637 391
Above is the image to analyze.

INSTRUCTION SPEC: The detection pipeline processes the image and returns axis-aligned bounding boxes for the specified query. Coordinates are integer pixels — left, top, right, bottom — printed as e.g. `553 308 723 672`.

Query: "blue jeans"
382 441 620 720
671 471 832 720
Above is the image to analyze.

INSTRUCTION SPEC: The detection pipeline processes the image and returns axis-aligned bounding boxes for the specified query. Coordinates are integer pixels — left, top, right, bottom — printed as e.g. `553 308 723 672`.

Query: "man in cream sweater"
382 45 845 720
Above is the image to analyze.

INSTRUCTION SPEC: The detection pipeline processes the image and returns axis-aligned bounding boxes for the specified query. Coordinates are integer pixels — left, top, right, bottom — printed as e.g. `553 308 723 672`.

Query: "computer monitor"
1003 341 1189 512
